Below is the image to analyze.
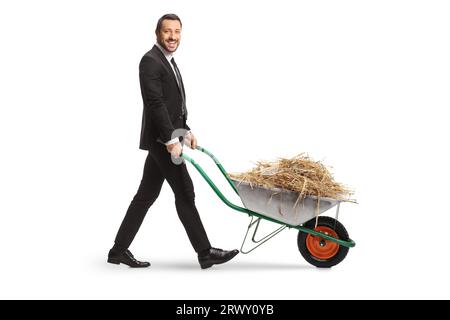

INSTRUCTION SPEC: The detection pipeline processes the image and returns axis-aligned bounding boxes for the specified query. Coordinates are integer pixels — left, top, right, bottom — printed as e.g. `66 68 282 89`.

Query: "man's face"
156 19 181 53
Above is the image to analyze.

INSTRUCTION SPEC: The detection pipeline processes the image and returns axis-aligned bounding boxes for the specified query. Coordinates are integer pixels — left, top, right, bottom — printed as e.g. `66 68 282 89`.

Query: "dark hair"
155 14 182 33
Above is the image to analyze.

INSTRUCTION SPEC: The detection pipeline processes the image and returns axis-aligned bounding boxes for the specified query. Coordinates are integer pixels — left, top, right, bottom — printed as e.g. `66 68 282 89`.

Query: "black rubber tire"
297 216 350 268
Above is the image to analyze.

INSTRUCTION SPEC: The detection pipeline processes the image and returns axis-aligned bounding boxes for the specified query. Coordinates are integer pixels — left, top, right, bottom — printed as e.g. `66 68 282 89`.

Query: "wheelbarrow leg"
240 216 287 254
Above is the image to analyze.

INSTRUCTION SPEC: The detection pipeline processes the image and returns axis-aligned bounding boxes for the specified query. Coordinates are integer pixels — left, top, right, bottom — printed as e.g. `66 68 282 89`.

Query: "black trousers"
113 142 211 254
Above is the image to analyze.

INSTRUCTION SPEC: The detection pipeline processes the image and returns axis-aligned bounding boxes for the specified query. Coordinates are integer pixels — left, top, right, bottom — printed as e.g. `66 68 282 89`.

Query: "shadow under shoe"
198 248 239 269
108 249 150 268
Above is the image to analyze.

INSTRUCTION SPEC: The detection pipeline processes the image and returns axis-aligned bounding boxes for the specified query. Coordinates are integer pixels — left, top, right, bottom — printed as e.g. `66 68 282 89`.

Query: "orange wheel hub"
306 226 340 260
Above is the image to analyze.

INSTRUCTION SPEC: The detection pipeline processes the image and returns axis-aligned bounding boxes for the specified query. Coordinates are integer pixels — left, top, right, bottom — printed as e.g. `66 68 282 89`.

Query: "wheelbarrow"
181 146 356 268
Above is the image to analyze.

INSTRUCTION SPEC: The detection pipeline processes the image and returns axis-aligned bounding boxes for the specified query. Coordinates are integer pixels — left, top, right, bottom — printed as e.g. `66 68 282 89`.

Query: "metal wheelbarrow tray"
231 180 339 226
181 146 356 268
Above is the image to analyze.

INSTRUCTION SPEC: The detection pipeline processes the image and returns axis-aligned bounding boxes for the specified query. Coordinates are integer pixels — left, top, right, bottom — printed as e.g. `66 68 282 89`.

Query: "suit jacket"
138 45 190 150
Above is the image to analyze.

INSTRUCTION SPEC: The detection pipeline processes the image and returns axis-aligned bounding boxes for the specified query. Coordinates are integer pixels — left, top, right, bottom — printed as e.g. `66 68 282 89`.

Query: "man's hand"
184 132 198 149
166 141 183 158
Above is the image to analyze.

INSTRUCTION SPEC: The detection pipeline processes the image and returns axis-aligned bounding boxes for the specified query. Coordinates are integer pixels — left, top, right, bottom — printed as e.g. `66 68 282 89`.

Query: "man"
108 14 239 269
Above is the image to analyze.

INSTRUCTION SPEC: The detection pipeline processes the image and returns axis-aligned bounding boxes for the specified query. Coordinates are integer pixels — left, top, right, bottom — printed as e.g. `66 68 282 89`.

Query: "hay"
229 153 353 201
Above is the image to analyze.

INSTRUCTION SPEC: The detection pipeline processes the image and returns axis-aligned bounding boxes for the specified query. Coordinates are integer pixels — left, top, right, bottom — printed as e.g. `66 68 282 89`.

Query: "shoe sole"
107 258 150 268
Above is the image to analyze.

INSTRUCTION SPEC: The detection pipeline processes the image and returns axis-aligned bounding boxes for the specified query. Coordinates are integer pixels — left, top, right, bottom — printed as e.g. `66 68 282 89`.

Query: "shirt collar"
155 42 173 62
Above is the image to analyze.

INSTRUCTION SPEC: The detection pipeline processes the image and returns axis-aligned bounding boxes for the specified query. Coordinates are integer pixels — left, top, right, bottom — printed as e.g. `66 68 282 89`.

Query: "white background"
1 0 449 299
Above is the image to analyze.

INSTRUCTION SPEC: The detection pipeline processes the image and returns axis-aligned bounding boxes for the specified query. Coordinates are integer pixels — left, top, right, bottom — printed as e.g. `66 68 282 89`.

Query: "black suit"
139 45 190 149
112 45 211 254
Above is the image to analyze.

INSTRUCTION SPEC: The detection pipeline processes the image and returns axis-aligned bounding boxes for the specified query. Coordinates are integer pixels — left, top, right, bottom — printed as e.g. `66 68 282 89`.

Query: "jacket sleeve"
139 56 175 143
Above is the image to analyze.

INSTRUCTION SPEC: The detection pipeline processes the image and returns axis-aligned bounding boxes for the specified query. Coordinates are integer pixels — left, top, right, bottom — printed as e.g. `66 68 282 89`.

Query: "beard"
158 37 179 53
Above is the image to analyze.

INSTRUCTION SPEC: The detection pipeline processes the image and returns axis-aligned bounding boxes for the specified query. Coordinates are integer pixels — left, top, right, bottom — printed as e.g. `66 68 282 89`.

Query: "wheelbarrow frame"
180 146 356 254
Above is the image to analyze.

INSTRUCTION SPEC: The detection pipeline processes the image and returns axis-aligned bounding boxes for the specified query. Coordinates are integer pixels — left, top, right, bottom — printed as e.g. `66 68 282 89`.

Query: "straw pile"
229 154 353 200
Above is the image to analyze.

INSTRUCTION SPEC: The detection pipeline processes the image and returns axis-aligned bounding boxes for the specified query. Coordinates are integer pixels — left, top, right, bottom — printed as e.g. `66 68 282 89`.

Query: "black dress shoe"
198 248 239 269
107 249 150 268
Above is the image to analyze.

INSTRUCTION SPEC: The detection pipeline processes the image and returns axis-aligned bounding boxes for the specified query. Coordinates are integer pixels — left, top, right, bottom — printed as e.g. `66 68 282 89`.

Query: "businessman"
108 14 239 269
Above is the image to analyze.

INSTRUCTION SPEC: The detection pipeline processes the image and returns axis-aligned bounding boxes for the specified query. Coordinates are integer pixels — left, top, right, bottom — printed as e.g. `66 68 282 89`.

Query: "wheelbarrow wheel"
297 216 349 268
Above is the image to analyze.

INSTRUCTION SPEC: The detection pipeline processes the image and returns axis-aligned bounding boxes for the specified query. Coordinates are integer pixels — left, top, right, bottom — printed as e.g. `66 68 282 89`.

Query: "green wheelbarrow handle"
180 146 356 248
